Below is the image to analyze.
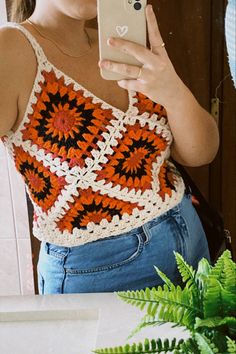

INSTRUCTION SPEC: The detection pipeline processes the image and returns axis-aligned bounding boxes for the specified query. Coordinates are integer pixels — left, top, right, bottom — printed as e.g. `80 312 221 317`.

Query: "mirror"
0 0 235 297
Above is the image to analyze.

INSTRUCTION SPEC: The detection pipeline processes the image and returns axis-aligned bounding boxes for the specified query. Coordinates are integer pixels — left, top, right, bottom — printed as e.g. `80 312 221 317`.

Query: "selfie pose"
0 0 219 294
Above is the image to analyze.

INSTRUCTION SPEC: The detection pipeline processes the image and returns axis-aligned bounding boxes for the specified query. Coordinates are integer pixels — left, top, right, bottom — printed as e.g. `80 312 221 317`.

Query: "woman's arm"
0 27 20 137
98 4 219 167
166 79 219 167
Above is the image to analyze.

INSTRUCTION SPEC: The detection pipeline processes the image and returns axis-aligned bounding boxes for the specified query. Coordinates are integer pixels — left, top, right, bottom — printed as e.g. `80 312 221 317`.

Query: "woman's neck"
27 4 91 53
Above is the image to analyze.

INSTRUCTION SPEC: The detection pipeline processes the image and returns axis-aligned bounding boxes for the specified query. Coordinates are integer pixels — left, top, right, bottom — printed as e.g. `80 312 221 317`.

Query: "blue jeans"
37 190 210 294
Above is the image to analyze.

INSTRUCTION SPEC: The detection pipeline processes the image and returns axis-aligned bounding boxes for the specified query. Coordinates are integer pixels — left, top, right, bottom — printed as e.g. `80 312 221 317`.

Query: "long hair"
10 0 36 23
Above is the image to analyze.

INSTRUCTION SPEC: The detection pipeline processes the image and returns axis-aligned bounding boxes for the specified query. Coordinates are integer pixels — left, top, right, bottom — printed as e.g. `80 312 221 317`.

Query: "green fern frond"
221 287 236 314
195 316 236 331
93 338 185 354
210 250 230 279
173 252 202 311
96 250 236 354
153 266 175 289
116 288 153 312
126 313 187 341
195 258 212 291
226 337 236 353
223 258 236 294
204 277 236 318
195 316 236 338
177 338 200 354
205 331 230 353
173 252 196 288
126 314 167 340
203 278 222 318
194 333 220 354
117 285 201 329
209 250 235 292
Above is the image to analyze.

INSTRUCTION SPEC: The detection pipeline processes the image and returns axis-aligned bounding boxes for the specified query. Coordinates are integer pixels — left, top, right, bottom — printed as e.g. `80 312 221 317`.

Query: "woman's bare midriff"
11 26 131 133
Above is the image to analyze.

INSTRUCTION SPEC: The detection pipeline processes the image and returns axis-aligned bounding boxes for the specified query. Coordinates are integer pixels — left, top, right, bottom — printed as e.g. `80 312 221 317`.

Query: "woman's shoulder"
0 23 36 64
0 25 25 86
0 24 36 96
0 23 37 75
0 26 21 137
0 23 23 46
0 26 18 63
0 24 37 137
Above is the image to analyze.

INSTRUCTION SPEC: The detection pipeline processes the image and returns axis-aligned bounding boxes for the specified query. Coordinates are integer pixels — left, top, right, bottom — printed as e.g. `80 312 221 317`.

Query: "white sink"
0 293 190 354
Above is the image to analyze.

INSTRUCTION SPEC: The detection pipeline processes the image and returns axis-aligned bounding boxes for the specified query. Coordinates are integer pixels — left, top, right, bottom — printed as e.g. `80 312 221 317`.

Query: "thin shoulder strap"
3 22 48 67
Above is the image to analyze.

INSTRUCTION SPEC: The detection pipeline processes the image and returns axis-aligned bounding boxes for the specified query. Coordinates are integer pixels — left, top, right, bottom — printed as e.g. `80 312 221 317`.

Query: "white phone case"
97 0 147 80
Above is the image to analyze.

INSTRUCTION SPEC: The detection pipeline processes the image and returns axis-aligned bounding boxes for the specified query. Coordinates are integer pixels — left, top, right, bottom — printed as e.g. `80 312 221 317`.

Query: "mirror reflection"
0 0 235 297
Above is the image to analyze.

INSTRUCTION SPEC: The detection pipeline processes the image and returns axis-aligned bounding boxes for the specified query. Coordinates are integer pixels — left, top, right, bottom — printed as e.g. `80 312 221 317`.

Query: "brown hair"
10 0 36 23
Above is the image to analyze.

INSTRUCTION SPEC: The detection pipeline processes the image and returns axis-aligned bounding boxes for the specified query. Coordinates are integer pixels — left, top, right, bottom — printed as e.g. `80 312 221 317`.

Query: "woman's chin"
75 4 97 21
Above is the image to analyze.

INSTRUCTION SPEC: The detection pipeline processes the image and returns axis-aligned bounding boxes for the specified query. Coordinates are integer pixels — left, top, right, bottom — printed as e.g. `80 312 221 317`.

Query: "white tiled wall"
0 0 7 26
0 143 35 296
0 0 34 296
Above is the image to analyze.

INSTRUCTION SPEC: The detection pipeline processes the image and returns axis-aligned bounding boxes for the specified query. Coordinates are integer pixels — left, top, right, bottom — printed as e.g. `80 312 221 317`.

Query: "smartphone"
97 0 147 80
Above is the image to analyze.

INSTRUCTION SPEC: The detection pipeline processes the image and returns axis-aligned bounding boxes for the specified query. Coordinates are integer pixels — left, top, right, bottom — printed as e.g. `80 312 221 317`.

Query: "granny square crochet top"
1 23 185 247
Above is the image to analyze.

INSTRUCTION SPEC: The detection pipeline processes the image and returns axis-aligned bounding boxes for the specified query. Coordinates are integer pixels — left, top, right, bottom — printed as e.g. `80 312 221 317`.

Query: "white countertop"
0 293 190 353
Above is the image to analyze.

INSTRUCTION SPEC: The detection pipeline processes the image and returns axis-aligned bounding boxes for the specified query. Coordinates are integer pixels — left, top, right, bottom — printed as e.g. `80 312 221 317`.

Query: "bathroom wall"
0 0 7 26
0 143 35 296
0 0 35 296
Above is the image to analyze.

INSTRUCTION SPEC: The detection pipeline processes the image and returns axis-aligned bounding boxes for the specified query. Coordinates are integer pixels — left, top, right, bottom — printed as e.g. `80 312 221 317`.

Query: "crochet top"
1 23 185 247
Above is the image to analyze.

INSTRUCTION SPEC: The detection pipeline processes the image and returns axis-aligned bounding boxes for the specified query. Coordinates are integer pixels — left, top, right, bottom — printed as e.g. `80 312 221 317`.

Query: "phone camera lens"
134 2 142 10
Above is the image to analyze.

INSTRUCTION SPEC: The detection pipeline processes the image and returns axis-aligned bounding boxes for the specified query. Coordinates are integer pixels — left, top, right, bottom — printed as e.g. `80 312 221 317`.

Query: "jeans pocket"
145 212 188 284
176 194 211 267
45 242 70 260
149 214 187 253
64 232 144 274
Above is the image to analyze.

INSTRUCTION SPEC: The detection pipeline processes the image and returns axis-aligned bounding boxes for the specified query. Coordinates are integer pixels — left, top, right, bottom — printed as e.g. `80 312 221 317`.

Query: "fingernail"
107 37 114 46
99 60 107 68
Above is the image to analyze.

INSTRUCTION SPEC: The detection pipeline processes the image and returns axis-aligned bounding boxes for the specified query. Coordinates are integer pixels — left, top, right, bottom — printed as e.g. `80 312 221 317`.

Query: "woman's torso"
12 24 130 133
1 21 185 247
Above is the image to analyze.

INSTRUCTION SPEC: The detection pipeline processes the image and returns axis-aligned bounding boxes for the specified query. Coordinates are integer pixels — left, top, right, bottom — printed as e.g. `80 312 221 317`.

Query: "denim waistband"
43 188 191 254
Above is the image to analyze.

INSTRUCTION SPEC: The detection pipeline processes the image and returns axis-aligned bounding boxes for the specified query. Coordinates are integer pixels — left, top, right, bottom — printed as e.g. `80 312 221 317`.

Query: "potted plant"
94 250 236 353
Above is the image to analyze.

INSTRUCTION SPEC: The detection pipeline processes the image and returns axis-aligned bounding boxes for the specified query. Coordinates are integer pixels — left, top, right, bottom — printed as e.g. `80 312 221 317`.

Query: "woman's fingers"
146 4 166 56
105 36 154 67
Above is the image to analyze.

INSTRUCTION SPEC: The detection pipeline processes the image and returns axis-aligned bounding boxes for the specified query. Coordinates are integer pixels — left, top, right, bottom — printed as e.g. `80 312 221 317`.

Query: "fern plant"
93 250 236 354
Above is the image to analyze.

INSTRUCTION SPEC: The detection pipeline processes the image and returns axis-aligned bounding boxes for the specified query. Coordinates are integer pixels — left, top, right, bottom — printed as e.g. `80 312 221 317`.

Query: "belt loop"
185 184 192 196
141 223 150 245
44 242 49 254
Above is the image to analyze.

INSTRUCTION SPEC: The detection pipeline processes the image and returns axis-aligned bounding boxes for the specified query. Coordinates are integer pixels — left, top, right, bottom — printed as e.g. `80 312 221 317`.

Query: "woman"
0 0 219 294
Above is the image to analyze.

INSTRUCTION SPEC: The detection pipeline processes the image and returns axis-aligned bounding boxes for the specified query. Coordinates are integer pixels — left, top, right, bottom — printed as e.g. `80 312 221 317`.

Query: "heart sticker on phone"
116 25 128 37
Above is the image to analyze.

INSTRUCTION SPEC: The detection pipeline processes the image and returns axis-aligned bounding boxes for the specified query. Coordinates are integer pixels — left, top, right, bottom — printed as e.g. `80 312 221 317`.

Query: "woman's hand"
98 4 219 167
98 4 182 108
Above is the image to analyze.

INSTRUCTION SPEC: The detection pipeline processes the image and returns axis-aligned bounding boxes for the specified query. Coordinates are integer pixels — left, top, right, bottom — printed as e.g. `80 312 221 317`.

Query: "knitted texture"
1 23 185 246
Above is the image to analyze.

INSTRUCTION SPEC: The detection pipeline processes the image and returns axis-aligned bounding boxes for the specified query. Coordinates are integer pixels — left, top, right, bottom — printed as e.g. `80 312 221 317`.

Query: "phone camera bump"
134 0 142 11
